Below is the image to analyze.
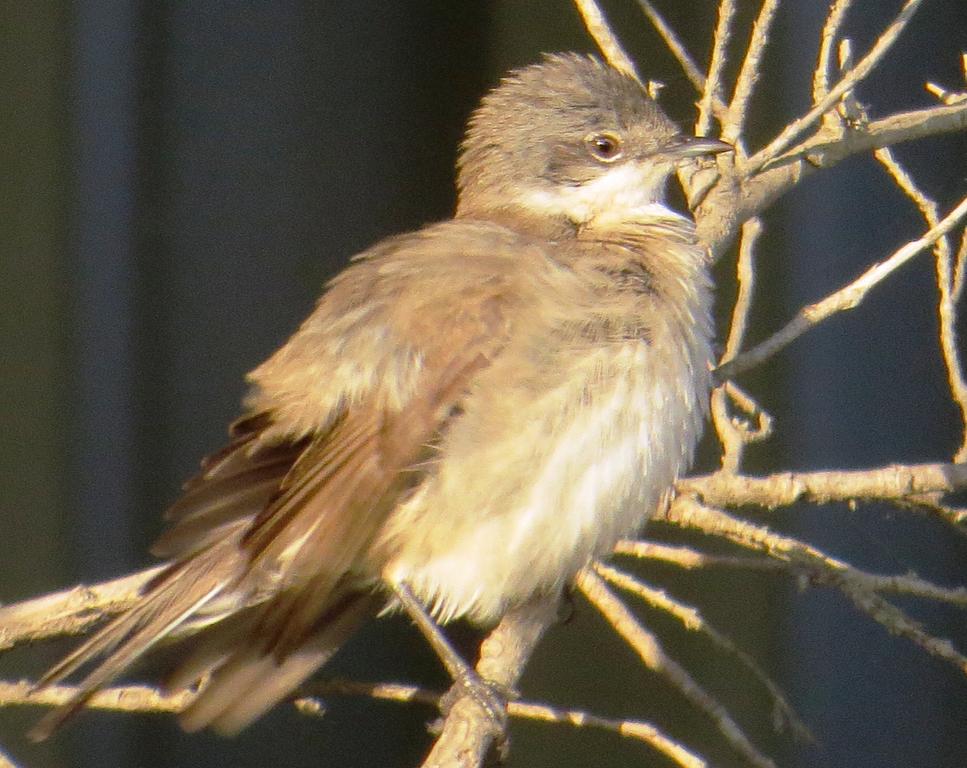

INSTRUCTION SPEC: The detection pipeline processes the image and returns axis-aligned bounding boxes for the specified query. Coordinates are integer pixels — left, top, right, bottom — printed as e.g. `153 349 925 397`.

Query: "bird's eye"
585 131 624 162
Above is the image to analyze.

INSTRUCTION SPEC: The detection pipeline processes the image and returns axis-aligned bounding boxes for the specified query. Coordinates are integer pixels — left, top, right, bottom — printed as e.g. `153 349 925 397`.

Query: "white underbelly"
380 340 708 624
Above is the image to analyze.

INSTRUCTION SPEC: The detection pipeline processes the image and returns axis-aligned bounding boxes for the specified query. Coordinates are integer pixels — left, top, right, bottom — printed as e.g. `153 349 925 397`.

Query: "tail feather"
28 543 241 742
179 591 376 735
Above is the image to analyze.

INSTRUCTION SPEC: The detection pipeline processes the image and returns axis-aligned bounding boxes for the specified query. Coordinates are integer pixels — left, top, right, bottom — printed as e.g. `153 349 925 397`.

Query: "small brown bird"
31 53 729 739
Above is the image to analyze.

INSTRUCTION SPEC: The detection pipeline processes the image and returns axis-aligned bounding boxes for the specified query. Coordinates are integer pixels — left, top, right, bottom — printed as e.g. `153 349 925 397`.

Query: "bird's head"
456 54 730 228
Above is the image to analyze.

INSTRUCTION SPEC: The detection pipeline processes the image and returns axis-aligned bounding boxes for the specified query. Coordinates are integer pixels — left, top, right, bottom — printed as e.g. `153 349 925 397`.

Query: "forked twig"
595 562 812 741
577 568 777 768
746 0 925 174
717 195 967 379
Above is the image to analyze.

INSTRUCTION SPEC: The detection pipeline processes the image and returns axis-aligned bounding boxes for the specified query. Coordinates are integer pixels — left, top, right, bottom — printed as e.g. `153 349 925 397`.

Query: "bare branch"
635 0 707 94
954 228 967 302
595 563 812 742
936 236 967 462
573 0 640 82
500 705 708 768
680 462 967 509
716 195 967 379
712 218 764 470
577 568 777 768
723 217 761 362
419 595 559 768
307 680 709 766
665 496 967 608
723 0 781 145
865 135 967 461
0 567 160 651
711 381 773 473
0 680 190 715
813 0 855 108
745 0 925 175
698 0 737 137
614 541 787 572
664 498 967 674
5 675 711 768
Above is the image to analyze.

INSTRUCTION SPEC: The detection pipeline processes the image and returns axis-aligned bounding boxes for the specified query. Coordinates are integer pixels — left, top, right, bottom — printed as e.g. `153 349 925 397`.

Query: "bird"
29 53 730 740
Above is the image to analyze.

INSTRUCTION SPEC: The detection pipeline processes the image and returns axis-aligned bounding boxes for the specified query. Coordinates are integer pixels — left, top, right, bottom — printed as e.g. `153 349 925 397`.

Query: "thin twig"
3 676 710 768
307 678 708 766
664 499 967 674
614 540 788 572
712 382 773 472
745 0 925 175
723 0 781 145
870 147 967 461
635 0 707 94
954 229 967 302
723 217 762 361
716 195 967 379
0 680 191 714
577 569 777 768
666 495 967 612
697 99 967 258
698 0 737 137
813 0 855 109
712 217 763 470
594 562 813 742
573 0 640 82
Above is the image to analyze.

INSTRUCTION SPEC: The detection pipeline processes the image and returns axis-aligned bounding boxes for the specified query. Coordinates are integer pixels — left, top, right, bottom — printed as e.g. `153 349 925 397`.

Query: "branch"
574 0 640 82
0 680 190 715
595 563 812 742
813 0 856 108
635 0 707 95
716 194 967 379
664 497 967 606
697 100 967 256
662 499 967 670
577 569 777 768
745 0 925 174
680 462 967 509
419 595 559 768
697 0 737 137
614 541 787 572
0 567 160 651
722 0 781 145
306 677 709 767
711 218 766 471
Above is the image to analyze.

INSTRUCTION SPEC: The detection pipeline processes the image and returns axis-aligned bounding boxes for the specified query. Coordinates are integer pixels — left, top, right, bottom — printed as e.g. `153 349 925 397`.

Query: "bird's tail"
174 589 376 735
27 540 242 741
28 534 375 741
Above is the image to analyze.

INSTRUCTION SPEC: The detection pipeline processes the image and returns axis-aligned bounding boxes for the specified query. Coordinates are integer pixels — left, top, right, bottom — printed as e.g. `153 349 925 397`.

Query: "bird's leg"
390 581 509 729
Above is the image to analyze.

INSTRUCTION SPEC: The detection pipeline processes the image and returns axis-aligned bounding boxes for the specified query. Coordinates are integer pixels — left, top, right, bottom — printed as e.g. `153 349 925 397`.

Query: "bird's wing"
175 222 520 732
31 220 524 738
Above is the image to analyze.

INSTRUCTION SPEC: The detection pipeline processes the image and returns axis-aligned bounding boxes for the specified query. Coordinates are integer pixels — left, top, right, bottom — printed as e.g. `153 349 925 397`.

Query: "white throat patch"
518 161 687 227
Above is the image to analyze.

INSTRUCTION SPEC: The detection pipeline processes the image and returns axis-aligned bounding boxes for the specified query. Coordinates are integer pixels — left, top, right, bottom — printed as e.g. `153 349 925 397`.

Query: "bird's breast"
379 328 710 624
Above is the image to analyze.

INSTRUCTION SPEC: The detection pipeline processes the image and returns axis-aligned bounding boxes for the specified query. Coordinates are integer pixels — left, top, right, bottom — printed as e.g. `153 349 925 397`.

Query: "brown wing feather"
175 288 512 733
33 221 523 738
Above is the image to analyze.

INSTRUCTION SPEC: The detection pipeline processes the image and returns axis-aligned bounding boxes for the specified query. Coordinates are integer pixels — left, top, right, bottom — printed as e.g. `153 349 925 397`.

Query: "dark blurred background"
1 1 965 766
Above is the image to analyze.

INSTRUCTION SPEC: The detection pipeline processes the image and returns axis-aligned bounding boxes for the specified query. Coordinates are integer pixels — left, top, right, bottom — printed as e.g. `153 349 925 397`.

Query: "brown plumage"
29 54 728 740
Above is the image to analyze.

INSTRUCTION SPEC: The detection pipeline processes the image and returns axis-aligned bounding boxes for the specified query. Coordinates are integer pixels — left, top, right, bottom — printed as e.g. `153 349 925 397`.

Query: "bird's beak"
661 135 733 160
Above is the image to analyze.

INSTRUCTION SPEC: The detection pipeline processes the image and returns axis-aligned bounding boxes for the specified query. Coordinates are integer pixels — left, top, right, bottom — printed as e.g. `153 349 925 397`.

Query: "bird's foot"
428 672 515 761
442 669 516 727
